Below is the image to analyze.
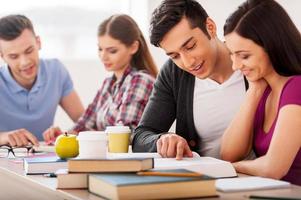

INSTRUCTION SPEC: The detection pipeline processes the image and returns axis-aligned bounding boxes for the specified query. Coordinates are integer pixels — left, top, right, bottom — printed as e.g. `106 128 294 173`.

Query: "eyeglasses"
0 145 36 158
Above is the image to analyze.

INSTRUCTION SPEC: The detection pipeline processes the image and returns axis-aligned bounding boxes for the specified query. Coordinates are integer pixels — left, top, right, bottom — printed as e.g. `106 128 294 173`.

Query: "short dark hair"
224 0 301 76
0 14 35 41
150 0 209 47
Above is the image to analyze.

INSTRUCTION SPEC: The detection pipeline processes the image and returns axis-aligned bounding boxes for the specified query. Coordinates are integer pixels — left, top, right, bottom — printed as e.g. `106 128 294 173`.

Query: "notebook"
216 177 291 192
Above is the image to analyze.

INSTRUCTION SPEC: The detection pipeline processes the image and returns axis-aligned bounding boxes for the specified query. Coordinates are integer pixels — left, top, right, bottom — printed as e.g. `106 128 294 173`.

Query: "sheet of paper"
216 177 291 192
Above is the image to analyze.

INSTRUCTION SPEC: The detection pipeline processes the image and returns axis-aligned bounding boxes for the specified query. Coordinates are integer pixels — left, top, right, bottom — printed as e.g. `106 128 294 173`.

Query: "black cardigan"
132 59 248 153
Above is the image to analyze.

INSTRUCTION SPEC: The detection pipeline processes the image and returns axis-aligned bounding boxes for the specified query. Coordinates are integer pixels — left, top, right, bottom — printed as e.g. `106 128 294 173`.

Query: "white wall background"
0 0 300 131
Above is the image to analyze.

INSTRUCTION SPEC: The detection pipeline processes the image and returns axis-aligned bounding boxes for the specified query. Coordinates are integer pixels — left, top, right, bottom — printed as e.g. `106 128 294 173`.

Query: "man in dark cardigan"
132 0 248 159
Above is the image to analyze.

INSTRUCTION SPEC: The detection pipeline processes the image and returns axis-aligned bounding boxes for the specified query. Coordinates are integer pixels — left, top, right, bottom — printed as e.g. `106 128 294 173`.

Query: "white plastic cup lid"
77 131 107 140
105 126 131 134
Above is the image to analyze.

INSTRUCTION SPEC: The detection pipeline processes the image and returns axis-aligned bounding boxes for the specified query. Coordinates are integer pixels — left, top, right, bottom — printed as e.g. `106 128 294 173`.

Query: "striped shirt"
73 66 155 132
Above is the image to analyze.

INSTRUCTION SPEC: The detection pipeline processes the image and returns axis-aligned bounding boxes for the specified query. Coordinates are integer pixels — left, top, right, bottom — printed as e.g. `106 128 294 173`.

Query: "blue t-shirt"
0 58 73 140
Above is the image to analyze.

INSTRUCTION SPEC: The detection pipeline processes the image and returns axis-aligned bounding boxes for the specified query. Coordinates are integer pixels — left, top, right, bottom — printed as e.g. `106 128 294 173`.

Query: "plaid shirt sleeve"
114 73 155 130
72 83 105 132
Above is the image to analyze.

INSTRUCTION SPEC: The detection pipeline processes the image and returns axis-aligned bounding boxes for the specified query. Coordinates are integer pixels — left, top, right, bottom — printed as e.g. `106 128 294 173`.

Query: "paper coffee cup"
105 126 131 153
77 131 107 159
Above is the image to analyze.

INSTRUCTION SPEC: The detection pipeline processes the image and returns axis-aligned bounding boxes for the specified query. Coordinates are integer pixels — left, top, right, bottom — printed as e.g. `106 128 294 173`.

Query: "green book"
88 169 217 200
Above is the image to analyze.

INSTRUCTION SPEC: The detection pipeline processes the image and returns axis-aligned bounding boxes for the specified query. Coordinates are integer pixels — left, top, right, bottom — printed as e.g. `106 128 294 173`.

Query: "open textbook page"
108 152 237 178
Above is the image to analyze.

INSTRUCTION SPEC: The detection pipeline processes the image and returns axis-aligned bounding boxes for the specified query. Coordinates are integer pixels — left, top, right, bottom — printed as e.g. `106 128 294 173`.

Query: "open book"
108 152 237 178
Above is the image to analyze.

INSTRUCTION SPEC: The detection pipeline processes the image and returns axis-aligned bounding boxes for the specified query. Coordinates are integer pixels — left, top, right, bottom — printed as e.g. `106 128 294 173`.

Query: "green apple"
55 132 79 159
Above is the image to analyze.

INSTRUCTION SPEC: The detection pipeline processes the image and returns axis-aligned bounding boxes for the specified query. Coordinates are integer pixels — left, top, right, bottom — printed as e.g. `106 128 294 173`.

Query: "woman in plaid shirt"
43 14 157 143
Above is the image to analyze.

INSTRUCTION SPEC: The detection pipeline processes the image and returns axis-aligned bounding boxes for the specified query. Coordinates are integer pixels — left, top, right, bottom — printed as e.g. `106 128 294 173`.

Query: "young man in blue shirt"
0 15 84 147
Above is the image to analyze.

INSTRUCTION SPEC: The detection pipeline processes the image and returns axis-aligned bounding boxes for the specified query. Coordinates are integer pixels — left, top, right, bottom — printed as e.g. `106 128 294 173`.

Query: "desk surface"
0 158 301 200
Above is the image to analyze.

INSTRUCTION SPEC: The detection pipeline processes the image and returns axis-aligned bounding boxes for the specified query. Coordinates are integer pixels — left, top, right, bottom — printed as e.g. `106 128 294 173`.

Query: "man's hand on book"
0 129 39 147
156 133 193 160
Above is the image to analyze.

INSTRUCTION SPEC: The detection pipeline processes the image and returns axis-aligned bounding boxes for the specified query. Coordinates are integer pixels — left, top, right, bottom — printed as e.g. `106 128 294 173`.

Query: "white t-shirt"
193 71 245 158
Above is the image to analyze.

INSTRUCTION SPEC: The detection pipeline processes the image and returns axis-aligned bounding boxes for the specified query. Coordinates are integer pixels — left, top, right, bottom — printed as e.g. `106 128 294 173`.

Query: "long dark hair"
224 0 301 76
98 14 158 78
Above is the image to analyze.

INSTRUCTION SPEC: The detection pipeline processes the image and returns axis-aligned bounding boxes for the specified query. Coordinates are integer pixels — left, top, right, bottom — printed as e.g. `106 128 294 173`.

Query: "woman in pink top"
220 0 301 185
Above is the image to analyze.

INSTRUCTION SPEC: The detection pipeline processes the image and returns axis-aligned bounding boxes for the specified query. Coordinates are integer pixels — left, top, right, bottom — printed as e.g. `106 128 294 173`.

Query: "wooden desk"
0 158 301 200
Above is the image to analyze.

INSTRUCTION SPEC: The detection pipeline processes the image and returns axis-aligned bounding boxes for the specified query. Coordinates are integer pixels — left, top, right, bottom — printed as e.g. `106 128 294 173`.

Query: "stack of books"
56 157 154 189
56 160 217 199
26 152 238 199
54 153 221 199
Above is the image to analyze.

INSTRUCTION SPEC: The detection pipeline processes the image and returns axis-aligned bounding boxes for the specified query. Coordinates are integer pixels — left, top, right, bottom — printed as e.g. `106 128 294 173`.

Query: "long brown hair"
98 14 158 78
224 0 301 76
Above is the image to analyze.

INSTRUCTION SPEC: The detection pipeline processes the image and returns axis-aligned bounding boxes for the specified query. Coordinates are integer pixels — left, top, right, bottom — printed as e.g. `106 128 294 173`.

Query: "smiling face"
159 17 219 79
98 34 138 79
225 32 274 82
0 29 41 89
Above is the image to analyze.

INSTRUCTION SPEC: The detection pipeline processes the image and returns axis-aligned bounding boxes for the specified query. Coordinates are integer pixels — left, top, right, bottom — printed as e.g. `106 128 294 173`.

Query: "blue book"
88 170 217 199
23 156 67 174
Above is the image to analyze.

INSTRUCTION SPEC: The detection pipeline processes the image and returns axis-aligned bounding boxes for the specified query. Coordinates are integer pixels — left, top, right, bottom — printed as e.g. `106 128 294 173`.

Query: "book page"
108 152 236 178
107 151 200 159
107 152 161 159
154 156 236 178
